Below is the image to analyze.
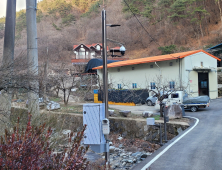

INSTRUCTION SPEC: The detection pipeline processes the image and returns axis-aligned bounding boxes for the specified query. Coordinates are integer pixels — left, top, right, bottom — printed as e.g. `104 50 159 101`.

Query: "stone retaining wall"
11 107 189 143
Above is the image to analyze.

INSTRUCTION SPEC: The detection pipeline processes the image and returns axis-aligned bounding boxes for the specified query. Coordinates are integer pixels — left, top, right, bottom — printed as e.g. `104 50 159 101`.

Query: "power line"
122 0 178 58
122 0 159 46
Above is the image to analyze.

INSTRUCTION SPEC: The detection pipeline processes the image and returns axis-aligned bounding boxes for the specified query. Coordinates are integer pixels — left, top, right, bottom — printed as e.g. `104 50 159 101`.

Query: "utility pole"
1 0 16 132
26 0 39 116
102 9 109 166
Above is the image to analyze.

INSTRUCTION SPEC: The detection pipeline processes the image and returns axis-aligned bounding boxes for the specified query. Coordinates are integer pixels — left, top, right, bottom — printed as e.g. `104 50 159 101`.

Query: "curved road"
133 98 222 170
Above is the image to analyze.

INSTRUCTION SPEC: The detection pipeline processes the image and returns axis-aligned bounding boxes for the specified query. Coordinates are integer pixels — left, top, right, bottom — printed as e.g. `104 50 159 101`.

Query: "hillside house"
206 43 222 67
72 43 128 73
93 50 220 99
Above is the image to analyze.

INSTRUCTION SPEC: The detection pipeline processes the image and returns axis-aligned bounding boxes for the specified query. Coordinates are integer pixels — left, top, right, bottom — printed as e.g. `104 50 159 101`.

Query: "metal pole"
163 104 167 142
159 123 163 145
102 9 109 165
1 0 16 132
26 0 39 116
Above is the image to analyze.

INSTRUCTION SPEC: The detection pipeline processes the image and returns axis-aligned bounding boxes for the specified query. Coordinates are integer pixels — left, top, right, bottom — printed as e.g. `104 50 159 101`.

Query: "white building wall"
98 59 180 89
97 52 218 99
183 52 218 99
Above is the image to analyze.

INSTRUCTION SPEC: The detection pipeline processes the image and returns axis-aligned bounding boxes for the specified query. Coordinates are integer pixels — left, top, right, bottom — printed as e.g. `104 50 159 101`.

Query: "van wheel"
190 106 197 112
147 100 152 106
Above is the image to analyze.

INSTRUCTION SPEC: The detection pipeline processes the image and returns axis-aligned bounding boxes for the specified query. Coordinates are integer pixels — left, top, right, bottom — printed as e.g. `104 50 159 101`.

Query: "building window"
169 81 175 89
201 62 203 67
118 84 122 89
150 82 155 89
132 67 135 70
150 65 153 68
132 83 137 88
117 68 120 72
169 62 173 66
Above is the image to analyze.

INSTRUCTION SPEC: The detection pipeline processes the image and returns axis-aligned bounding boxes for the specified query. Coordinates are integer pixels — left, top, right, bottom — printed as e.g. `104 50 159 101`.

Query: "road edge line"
141 116 199 170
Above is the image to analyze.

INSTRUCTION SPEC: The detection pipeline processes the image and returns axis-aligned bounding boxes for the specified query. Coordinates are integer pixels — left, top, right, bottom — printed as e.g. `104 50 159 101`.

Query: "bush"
62 14 76 25
0 114 90 169
158 44 177 54
52 23 61 30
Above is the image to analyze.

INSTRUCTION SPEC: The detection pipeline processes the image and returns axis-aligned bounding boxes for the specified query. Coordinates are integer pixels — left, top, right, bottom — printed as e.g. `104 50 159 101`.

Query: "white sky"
0 0 42 18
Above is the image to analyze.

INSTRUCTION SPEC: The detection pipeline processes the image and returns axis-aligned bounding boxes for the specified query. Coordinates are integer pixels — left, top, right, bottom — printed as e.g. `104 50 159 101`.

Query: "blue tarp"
85 59 119 73
183 96 210 104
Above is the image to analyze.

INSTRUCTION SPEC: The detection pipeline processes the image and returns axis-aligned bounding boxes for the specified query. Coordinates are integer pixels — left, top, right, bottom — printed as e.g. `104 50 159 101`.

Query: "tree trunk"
217 0 222 26
160 103 163 117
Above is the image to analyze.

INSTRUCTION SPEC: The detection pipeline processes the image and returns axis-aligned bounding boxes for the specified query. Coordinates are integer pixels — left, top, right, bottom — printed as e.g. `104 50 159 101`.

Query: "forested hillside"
0 0 222 65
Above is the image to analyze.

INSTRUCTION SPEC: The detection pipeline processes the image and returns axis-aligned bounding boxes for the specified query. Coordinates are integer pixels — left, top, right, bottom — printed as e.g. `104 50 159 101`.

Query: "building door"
198 73 209 96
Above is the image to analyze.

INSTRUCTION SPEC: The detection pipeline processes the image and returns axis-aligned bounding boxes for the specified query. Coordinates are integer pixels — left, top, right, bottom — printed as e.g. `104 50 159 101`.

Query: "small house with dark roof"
206 43 222 67
93 50 220 99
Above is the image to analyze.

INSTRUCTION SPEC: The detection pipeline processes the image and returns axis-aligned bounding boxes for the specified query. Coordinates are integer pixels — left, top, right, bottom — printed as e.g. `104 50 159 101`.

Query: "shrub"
158 44 177 54
62 14 76 25
0 114 90 170
52 23 61 30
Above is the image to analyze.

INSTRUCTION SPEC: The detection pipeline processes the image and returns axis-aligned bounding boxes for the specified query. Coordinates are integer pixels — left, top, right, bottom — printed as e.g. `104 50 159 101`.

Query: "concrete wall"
10 107 189 143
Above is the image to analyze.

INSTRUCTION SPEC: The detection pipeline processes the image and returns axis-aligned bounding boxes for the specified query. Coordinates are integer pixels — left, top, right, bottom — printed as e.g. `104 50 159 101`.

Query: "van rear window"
171 93 179 98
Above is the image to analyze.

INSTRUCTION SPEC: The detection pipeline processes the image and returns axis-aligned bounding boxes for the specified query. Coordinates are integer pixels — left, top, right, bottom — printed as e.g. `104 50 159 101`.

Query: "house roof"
73 43 109 51
92 50 220 70
207 43 222 50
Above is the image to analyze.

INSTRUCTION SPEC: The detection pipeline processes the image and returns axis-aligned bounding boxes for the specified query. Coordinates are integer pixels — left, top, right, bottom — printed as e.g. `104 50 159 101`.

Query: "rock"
119 144 124 149
177 127 183 134
109 146 116 153
131 152 142 157
166 104 182 119
142 111 153 118
127 160 133 163
108 109 115 116
140 154 148 159
62 130 71 135
117 136 123 141
47 101 60 110
120 153 127 157
146 152 152 156
119 110 131 117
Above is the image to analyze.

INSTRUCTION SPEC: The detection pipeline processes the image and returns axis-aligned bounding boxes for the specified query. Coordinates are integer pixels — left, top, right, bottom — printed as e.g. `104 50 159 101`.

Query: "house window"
201 62 203 67
96 45 100 50
150 65 153 68
79 47 85 56
118 84 122 89
169 62 173 66
150 82 155 89
117 68 120 72
132 67 135 70
132 83 137 88
169 81 175 89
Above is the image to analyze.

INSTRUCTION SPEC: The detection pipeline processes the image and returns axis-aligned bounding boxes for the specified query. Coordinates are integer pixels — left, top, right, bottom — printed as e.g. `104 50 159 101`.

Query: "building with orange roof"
93 50 220 99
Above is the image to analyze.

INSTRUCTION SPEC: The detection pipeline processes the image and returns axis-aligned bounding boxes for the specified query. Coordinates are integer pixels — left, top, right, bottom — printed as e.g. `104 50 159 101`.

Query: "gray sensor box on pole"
83 103 108 153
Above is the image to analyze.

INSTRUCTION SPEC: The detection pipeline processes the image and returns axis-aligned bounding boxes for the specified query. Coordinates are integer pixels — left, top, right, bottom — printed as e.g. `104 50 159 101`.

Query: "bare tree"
146 75 188 117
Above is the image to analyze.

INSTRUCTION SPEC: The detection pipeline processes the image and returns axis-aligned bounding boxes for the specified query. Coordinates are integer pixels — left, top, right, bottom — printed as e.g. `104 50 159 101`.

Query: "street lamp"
102 9 120 166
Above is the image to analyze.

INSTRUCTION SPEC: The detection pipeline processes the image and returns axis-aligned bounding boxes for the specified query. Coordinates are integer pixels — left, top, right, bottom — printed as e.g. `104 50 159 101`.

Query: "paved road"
132 98 222 170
